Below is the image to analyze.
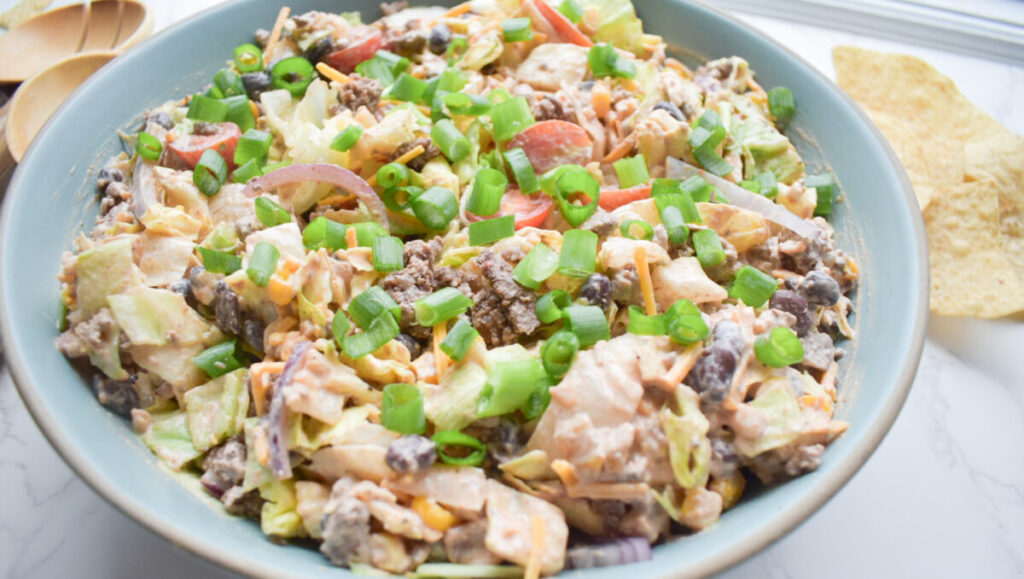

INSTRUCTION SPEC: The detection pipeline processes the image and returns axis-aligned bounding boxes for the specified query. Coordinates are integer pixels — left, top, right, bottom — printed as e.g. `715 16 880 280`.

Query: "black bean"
428 23 451 55
93 375 139 415
394 30 427 57
653 100 686 122
689 348 737 403
578 273 612 311
168 279 191 297
486 420 522 461
769 289 812 335
96 167 124 192
214 282 242 335
711 320 745 356
241 318 265 354
242 71 272 101
385 435 436 475
709 438 738 477
193 121 219 136
147 112 173 130
320 497 370 566
395 333 423 360
304 36 336 64
799 270 841 307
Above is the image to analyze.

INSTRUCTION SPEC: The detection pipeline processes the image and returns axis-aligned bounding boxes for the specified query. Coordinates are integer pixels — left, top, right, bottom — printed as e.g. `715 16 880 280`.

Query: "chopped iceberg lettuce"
734 377 805 457
141 408 202 471
183 369 249 452
729 112 804 185
260 479 307 538
423 362 488 432
75 237 143 317
578 0 645 55
107 286 212 346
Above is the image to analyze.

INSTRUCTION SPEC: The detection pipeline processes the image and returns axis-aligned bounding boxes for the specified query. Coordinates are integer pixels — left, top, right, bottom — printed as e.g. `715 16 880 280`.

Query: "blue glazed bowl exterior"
0 0 926 576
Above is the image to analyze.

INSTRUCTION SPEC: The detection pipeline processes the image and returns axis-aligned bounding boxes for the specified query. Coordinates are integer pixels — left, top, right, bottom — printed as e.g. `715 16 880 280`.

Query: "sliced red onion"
129 156 159 219
666 157 817 238
242 163 389 231
200 474 230 498
566 537 653 569
263 340 312 479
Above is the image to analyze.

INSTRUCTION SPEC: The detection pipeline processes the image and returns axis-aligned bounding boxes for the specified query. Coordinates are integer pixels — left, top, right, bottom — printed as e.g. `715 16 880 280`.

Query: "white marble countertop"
2 1 1023 577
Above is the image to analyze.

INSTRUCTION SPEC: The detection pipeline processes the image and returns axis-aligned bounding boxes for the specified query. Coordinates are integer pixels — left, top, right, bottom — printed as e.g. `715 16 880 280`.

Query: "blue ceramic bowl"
0 0 927 576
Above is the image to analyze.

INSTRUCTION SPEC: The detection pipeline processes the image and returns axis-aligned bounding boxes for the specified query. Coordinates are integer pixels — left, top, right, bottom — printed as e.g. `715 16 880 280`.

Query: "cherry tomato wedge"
323 28 383 73
528 0 593 48
506 120 594 175
466 189 554 230
165 122 242 170
598 185 652 211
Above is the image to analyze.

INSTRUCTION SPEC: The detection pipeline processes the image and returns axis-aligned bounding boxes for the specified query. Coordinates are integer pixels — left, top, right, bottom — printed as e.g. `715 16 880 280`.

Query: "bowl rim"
0 0 928 577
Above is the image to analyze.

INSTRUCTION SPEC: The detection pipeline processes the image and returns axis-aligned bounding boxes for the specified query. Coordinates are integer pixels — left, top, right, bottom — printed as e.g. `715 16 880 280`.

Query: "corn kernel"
709 471 746 511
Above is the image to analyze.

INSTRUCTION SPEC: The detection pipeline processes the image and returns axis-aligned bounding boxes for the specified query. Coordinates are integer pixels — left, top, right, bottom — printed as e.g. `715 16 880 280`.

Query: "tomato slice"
166 122 242 170
323 28 383 73
506 120 594 175
467 190 554 230
598 185 652 211
529 0 593 48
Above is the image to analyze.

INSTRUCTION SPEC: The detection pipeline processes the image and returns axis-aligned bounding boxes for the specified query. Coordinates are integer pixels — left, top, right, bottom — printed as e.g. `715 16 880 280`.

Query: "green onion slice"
468 215 515 246
477 358 544 418
620 219 653 241
558 0 584 23
541 330 579 379
411 186 458 230
376 162 410 190
466 168 508 216
729 265 778 307
431 430 486 466
381 185 422 212
767 86 795 123
442 92 492 116
614 154 650 189
246 241 279 286
234 128 272 167
254 196 290 227
756 170 779 199
554 167 599 227
302 216 348 251
233 43 263 73
383 72 428 102
501 17 533 42
692 229 726 268
557 229 598 278
197 247 241 274
431 119 472 163
564 304 610 347
588 43 636 79
193 149 228 197
659 205 690 245
331 125 364 152
186 94 228 123
536 289 571 324
136 131 162 161
440 319 479 362
192 340 244 378
213 68 245 97
349 286 402 330
372 235 405 273
342 312 400 358
680 175 715 203
222 94 255 132
490 96 535 142
755 326 804 367
415 287 474 327
806 172 838 217
331 311 351 349
270 56 315 97
381 383 427 434
232 158 262 184
513 242 558 290
445 37 468 66
503 147 539 194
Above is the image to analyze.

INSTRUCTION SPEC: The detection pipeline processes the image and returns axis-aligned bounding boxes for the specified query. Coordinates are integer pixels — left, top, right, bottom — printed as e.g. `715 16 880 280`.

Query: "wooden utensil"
5 51 118 162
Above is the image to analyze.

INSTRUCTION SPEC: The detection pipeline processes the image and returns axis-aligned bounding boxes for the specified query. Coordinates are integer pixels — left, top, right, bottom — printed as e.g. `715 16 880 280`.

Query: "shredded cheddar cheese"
250 361 285 415
635 245 657 315
315 62 351 85
345 226 358 249
525 515 546 579
263 7 290 66
433 322 449 378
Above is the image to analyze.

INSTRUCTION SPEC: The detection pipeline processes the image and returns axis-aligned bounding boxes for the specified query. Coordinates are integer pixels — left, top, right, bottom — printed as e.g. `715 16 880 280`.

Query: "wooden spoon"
5 51 118 162
0 0 150 83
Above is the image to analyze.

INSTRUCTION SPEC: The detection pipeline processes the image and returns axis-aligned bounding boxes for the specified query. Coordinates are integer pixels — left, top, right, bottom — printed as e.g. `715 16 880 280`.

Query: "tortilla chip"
834 46 1024 318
